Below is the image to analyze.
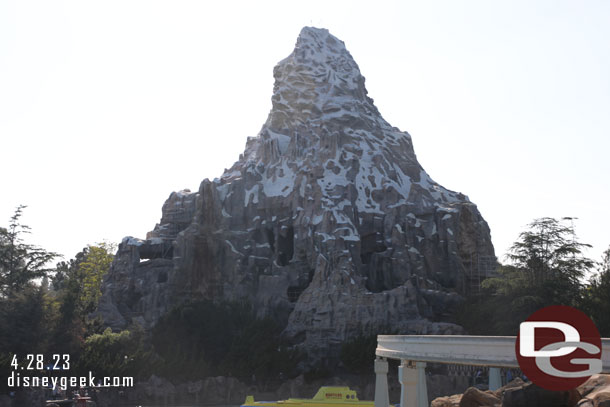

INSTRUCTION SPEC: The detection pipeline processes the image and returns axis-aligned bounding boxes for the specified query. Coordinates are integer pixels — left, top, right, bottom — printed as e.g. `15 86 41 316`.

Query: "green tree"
51 248 88 292
0 286 50 393
48 243 115 355
0 206 59 386
506 217 593 297
0 285 47 355
152 300 301 380
220 317 301 379
582 246 610 336
458 217 595 335
78 243 115 314
76 327 153 378
0 205 60 294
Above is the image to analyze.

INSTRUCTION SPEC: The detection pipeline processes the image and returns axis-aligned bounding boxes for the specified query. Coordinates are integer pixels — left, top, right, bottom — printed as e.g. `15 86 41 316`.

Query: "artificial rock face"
99 27 495 359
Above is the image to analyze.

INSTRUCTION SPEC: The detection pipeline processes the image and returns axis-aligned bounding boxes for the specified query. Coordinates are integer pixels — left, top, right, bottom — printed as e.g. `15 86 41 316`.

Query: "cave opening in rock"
265 227 275 252
360 232 387 265
276 225 294 266
139 243 173 261
287 285 304 302
157 271 168 283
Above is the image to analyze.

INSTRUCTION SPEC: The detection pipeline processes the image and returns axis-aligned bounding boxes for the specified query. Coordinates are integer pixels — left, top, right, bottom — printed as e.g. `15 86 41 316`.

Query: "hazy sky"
1 1 609 267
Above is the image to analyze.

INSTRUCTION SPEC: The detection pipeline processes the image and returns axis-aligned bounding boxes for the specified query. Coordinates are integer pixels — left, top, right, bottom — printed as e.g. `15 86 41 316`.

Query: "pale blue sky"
1 1 609 266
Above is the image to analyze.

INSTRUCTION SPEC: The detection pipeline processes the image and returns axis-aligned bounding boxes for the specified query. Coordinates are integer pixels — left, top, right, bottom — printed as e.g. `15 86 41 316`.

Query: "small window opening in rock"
361 252 373 265
265 228 275 252
276 226 294 266
360 232 387 265
287 286 304 302
157 271 168 283
139 244 173 260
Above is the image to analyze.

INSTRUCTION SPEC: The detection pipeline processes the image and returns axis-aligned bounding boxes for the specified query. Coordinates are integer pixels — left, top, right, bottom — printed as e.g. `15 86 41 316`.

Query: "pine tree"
583 246 610 336
0 205 59 295
460 217 595 335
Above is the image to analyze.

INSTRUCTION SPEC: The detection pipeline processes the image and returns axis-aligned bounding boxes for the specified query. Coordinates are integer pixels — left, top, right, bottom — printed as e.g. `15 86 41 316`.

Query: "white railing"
374 335 610 407
376 335 518 368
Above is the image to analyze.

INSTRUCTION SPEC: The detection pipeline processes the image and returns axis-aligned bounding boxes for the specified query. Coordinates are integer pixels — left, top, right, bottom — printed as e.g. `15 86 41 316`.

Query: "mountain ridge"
97 26 495 362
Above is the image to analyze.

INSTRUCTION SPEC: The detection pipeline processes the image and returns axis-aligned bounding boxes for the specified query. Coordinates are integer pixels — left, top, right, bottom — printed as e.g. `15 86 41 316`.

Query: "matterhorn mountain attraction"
98 27 495 361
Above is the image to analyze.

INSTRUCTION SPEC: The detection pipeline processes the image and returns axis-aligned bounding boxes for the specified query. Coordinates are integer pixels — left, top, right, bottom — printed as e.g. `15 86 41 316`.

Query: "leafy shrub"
151 300 300 380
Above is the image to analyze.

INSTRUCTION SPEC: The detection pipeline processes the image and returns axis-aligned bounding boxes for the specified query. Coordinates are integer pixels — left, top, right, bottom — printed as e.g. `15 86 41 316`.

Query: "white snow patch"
123 236 144 246
221 169 241 180
225 240 243 256
315 232 335 242
216 183 231 201
437 205 459 214
261 159 296 197
387 199 407 209
267 129 291 155
245 185 259 206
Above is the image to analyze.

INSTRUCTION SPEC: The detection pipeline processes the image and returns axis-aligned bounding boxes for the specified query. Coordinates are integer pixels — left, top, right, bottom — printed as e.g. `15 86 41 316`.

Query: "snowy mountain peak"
220 27 465 214
268 26 375 129
291 26 359 79
99 28 495 359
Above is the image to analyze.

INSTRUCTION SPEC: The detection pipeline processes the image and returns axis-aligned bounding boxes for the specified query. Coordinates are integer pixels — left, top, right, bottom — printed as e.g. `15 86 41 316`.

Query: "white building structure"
374 335 610 407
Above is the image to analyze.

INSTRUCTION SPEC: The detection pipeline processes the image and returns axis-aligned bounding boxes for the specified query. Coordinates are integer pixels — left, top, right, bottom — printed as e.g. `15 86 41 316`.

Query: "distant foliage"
457 217 595 335
0 206 120 391
152 300 301 380
47 242 116 357
340 334 377 374
76 327 154 379
582 246 610 336
51 242 115 314
77 243 115 314
0 285 51 394
4 206 610 387
0 206 60 393
0 285 47 355
0 205 60 294
504 217 593 300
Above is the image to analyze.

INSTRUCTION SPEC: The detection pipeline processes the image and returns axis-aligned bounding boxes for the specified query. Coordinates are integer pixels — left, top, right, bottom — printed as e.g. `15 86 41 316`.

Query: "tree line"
0 205 300 393
1 206 609 390
456 217 610 337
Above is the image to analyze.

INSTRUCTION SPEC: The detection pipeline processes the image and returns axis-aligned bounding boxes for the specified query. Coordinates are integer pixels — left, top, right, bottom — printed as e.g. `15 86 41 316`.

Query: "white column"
416 362 428 407
399 361 416 407
374 357 390 407
398 361 427 407
489 367 502 391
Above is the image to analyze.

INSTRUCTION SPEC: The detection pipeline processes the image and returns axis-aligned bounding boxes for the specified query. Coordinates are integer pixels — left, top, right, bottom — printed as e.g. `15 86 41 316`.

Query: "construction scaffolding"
462 253 498 294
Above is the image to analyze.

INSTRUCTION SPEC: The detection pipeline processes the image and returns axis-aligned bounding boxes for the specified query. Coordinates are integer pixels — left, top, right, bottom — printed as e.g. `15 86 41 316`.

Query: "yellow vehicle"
242 387 374 407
